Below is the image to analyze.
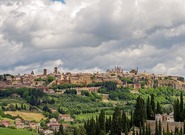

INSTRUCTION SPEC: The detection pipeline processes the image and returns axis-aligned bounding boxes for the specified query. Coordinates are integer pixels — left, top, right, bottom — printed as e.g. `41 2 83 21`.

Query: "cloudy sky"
0 0 185 76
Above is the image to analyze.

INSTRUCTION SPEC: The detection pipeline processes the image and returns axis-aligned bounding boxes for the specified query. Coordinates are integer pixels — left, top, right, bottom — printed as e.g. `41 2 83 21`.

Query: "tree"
121 110 127 133
47 76 55 83
156 102 162 114
57 124 64 135
105 117 112 133
155 121 158 135
180 92 184 120
158 120 162 135
99 110 105 132
74 126 86 135
110 107 121 135
134 96 146 127
180 92 183 113
151 94 155 119
174 99 180 121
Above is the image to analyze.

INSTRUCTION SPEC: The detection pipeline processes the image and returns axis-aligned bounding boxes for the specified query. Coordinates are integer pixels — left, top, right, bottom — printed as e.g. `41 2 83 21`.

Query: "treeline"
77 94 164 135
52 84 85 90
77 107 143 135
52 81 117 90
0 88 45 106
82 108 131 135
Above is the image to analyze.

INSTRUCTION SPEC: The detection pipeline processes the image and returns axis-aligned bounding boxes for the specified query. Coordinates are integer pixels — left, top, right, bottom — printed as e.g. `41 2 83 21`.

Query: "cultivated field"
4 111 46 122
0 127 38 135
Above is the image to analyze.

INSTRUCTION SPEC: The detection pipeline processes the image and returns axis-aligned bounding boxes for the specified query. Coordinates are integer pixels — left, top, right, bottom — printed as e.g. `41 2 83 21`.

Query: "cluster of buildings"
0 113 73 135
0 118 39 130
146 113 183 134
0 66 185 92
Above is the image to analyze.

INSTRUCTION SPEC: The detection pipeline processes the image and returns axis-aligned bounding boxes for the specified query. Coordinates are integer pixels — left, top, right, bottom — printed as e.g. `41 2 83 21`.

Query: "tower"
54 67 58 74
44 69 47 75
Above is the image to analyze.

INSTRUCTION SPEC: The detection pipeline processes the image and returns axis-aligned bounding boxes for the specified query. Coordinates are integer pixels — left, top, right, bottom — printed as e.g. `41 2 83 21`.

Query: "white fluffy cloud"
0 0 185 76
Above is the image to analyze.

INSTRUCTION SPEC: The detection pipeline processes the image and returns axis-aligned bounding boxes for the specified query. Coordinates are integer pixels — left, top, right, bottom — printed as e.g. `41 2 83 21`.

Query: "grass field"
0 127 38 135
4 111 46 122
74 112 99 122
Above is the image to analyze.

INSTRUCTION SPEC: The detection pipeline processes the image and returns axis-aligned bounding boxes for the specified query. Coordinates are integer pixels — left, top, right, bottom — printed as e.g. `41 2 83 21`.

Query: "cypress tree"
74 127 79 135
96 116 100 135
156 102 162 114
158 120 162 135
155 121 158 135
142 123 145 135
151 94 155 110
105 116 112 133
15 104 18 110
90 117 96 135
125 123 128 135
174 99 180 121
111 107 121 135
134 96 146 127
180 92 183 113
99 110 105 132
139 123 142 135
110 107 121 135
58 124 64 135
180 92 184 121
121 110 127 133
130 111 134 128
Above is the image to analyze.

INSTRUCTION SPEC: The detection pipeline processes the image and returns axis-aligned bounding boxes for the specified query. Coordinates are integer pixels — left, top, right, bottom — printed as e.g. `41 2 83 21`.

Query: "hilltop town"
0 66 185 92
0 67 185 135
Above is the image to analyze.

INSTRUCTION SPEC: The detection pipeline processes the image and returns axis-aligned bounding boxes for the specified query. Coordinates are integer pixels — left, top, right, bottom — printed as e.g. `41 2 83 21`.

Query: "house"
162 113 174 122
0 120 10 127
50 109 57 113
155 114 162 121
15 118 25 128
29 122 38 129
155 113 174 122
58 114 74 122
44 129 53 135
47 118 60 131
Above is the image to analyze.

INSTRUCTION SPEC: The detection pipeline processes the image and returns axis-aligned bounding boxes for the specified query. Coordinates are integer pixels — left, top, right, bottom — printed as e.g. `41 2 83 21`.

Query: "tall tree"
180 92 184 121
174 99 180 122
99 110 105 132
156 102 162 114
134 96 146 127
58 124 64 135
151 94 155 119
105 117 112 133
110 107 121 135
158 120 162 135
121 110 127 133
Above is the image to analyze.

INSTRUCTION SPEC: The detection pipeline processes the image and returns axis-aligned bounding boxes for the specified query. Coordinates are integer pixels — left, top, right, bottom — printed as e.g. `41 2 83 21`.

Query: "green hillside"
0 127 38 135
